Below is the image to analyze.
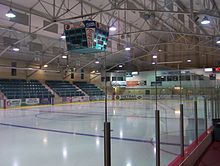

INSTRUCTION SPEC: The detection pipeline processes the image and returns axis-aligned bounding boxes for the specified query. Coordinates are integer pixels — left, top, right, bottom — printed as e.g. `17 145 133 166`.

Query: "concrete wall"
0 58 90 82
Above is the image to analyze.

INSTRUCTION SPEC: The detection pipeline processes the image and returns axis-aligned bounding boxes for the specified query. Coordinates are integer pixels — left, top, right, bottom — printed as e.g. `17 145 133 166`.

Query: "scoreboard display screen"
213 67 220 72
64 20 109 54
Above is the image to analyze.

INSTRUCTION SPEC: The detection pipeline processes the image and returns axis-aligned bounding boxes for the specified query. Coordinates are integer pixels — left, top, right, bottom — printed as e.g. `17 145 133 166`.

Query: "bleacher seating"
46 80 84 97
73 82 105 96
0 79 53 99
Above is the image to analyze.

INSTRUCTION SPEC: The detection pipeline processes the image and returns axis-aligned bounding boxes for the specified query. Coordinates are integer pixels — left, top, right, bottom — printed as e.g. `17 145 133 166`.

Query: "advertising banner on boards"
62 97 72 103
25 98 40 105
20 98 40 106
6 99 21 107
40 98 52 105
72 96 89 102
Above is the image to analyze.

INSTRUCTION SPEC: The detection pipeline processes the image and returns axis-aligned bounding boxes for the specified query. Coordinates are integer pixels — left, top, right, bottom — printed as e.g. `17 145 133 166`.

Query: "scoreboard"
64 20 109 54
213 67 220 72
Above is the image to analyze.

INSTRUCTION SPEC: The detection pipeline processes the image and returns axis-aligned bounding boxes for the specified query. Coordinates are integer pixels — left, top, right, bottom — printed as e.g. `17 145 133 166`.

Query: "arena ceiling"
0 0 220 74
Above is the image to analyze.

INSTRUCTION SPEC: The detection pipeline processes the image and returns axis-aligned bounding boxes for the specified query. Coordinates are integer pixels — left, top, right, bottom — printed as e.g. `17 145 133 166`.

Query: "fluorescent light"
187 59 191 63
153 55 157 59
95 60 100 64
174 86 183 90
201 16 210 25
62 55 67 59
204 68 213 72
152 62 156 65
175 110 181 115
125 47 131 51
5 9 16 18
118 64 123 68
216 40 220 44
109 26 117 31
60 33 66 39
12 47 20 52
132 71 139 75
43 64 48 68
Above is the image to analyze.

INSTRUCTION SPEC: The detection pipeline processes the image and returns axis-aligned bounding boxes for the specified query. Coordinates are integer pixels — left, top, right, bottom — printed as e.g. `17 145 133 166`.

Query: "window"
71 68 74 79
156 76 161 82
173 76 178 81
112 77 116 81
106 77 110 82
11 62 16 76
117 77 123 81
161 76 166 81
167 76 173 81
185 75 191 81
71 73 74 79
180 75 186 81
81 74 84 79
145 90 150 95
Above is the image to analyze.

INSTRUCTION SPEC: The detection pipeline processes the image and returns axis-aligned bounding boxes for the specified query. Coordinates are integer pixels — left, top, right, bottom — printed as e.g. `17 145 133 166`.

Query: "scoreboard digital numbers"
213 67 220 72
64 20 109 54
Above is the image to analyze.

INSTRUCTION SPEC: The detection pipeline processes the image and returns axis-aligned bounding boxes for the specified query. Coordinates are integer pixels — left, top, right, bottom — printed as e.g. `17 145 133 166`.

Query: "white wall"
0 58 90 82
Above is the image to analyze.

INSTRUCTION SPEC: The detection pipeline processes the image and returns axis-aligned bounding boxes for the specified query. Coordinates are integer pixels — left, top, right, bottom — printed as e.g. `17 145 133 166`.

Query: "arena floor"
0 100 211 166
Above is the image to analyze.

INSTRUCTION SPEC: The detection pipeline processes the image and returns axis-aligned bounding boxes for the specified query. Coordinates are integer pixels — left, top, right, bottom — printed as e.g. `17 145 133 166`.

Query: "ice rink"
0 99 211 166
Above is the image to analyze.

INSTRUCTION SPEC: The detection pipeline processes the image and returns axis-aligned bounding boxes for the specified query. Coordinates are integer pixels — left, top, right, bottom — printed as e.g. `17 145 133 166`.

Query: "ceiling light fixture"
187 59 192 63
216 39 220 44
60 33 66 39
153 55 157 59
5 9 16 18
125 47 131 51
118 64 123 68
95 60 100 64
109 26 117 31
12 47 19 52
201 16 210 25
43 64 48 68
62 55 67 59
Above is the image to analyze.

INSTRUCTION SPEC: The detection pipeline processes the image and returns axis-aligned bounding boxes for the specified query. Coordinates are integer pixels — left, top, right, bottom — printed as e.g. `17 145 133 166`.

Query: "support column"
104 122 111 166
194 100 198 140
180 104 184 156
204 98 208 131
155 110 160 166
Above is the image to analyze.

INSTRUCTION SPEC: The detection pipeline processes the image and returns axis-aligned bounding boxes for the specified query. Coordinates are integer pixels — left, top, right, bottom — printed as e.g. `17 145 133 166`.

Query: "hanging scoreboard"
64 20 109 53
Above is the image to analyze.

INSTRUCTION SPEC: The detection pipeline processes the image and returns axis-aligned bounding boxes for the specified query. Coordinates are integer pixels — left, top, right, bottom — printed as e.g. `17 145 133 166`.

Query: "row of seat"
0 79 104 99
0 79 53 99
73 82 105 96
46 80 85 97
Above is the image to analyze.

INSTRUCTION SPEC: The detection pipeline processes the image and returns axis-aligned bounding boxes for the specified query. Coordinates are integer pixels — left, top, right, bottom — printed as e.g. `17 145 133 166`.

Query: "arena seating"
0 79 52 99
46 80 84 97
73 82 105 96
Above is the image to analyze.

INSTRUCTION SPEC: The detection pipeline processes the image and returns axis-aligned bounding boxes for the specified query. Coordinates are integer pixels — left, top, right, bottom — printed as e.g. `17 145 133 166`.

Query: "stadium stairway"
39 80 62 104
73 82 105 96
46 80 85 98
73 83 89 96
